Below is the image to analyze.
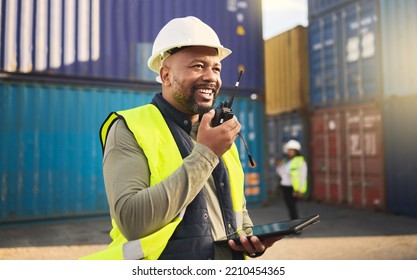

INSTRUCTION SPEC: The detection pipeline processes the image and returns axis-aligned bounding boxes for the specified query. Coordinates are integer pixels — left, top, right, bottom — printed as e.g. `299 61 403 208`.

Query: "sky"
262 0 308 39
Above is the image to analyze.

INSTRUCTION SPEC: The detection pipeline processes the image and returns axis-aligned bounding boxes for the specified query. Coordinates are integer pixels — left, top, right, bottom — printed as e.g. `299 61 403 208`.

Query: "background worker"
276 139 308 220
84 16 280 260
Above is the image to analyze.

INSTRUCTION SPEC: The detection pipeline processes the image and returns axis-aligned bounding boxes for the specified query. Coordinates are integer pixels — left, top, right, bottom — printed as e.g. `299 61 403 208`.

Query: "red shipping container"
310 103 386 211
310 108 346 204
344 104 386 210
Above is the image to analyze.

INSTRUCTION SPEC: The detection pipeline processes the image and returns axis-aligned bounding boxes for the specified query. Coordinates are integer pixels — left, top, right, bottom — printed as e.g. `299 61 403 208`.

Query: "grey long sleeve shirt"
102 119 253 259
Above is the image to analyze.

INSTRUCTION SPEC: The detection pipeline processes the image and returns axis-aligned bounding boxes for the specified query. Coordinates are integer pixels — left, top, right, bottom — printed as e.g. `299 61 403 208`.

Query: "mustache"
192 83 218 92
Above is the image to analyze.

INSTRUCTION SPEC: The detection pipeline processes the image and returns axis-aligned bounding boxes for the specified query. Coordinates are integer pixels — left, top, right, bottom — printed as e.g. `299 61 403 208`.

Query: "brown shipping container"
310 103 386 211
264 26 309 115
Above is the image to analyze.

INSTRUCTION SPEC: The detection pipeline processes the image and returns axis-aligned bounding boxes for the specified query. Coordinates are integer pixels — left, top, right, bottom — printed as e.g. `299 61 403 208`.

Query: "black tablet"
214 214 320 245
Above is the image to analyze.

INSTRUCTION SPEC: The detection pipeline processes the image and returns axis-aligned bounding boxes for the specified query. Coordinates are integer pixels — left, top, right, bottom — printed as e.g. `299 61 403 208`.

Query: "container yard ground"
1 198 416 260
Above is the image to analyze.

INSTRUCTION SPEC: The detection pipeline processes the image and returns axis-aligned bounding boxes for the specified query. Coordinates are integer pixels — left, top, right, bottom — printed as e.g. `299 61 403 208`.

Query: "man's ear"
160 66 171 85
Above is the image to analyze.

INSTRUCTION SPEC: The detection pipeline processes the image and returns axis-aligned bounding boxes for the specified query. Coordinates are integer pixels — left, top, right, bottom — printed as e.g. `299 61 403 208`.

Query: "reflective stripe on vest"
81 104 244 260
290 156 307 194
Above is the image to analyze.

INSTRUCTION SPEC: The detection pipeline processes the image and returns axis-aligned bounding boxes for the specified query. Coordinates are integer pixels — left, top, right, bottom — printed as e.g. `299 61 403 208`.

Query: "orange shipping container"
264 26 309 115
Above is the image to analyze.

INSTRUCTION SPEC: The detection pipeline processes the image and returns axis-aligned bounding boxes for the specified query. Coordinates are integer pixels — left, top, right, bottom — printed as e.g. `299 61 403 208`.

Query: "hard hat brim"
147 44 232 78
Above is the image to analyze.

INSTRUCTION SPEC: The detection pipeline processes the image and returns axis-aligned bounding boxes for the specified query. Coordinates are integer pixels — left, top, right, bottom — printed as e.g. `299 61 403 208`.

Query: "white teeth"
198 89 213 95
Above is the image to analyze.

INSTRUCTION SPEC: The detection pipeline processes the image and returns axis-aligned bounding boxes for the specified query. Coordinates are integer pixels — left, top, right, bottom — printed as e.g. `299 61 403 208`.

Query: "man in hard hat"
83 16 280 260
276 140 308 220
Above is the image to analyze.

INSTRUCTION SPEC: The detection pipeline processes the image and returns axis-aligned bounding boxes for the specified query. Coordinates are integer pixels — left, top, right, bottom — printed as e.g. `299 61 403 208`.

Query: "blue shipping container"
308 0 381 108
308 12 340 106
0 80 265 222
0 81 154 222
383 96 417 218
308 0 353 18
309 0 417 107
0 0 264 90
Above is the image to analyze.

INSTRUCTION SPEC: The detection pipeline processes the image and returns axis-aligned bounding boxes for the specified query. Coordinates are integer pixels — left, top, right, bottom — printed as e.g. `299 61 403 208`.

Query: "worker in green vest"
82 16 280 260
276 139 308 220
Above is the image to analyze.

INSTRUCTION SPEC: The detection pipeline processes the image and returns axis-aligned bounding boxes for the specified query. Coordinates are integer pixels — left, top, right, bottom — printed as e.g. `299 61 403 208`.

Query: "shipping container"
264 111 310 197
264 26 309 115
344 103 385 209
341 0 380 102
380 0 417 97
308 0 353 18
310 102 386 210
0 80 154 223
309 0 417 107
0 0 264 90
383 95 417 217
308 12 341 107
0 80 265 222
310 107 346 204
308 0 381 108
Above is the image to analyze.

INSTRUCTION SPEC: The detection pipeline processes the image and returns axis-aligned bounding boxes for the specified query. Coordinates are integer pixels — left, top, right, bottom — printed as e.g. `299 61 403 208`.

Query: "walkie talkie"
211 70 243 127
209 70 256 167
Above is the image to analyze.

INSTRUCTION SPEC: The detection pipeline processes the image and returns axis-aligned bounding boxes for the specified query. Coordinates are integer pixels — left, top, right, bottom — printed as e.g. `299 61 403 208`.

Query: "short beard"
196 104 213 115
173 87 217 115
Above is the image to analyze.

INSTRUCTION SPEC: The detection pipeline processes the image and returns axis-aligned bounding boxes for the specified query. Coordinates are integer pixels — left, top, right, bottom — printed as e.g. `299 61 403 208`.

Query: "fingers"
217 116 240 139
197 112 241 157
200 110 240 131
199 109 215 128
227 236 265 256
228 119 241 135
247 236 266 253
227 235 282 257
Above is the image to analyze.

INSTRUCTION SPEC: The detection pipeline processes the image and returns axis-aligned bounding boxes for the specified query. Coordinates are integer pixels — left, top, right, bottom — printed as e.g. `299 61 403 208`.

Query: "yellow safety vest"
81 104 244 260
290 156 308 194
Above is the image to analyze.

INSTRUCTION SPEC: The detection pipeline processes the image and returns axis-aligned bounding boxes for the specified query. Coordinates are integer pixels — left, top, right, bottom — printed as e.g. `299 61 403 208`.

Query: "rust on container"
310 102 386 211
310 108 346 204
344 104 385 210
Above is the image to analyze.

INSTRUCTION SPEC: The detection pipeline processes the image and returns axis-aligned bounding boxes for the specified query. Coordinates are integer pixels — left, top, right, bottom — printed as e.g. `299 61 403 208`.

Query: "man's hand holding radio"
197 109 241 157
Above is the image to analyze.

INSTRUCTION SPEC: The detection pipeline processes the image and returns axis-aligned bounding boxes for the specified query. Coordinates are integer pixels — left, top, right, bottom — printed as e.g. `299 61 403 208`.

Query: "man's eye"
214 67 222 73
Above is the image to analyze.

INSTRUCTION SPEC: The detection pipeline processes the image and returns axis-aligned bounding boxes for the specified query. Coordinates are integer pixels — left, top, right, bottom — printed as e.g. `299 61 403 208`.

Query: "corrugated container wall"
308 0 381 108
310 103 386 211
265 112 310 196
309 0 417 105
0 81 154 222
0 0 264 91
0 81 265 222
379 0 417 97
383 96 417 217
310 108 345 204
308 0 417 218
308 0 354 18
264 26 309 115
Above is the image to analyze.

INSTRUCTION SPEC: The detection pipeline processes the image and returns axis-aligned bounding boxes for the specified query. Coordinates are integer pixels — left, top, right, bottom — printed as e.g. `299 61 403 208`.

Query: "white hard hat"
147 16 232 82
284 139 301 153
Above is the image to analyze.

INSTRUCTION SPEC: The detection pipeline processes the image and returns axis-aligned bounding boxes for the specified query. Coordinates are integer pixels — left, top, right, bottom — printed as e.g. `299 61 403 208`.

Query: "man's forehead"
172 46 219 58
166 46 221 64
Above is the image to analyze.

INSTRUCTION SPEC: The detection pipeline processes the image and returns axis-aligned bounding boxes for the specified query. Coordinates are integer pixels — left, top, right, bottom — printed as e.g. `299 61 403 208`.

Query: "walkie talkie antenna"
228 70 243 109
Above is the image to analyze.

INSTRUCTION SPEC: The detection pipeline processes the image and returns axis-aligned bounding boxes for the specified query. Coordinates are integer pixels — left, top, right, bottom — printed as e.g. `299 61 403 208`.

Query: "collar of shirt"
151 93 193 135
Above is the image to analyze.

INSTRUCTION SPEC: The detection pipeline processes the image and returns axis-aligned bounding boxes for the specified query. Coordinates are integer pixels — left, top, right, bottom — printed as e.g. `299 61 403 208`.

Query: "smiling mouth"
197 88 215 100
